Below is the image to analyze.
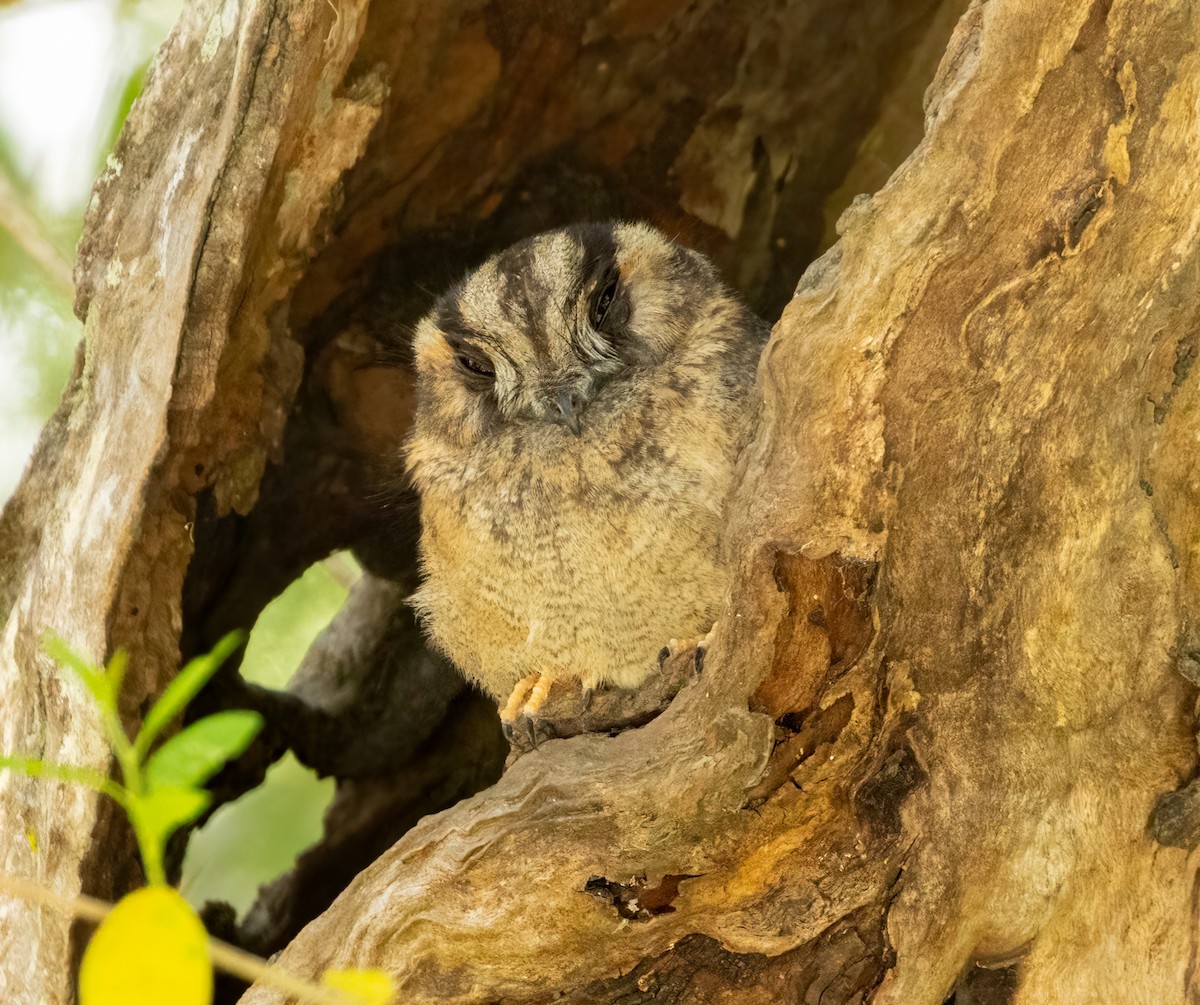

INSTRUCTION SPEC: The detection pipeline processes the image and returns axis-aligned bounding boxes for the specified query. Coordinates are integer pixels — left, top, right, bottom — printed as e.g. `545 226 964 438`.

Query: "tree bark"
3 1 1199 1004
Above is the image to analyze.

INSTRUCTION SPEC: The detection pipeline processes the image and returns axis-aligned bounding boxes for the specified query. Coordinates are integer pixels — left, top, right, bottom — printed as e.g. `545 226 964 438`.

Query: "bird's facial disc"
413 222 714 440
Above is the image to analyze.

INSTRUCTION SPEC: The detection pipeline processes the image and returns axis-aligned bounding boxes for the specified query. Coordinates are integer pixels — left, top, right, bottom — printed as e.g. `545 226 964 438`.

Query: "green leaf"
129 785 211 853
43 635 112 712
0 755 127 804
105 650 129 701
144 711 263 790
126 785 211 881
134 633 244 761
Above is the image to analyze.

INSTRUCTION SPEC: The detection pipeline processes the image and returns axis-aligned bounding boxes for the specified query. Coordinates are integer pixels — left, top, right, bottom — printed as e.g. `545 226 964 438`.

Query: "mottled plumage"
405 222 767 723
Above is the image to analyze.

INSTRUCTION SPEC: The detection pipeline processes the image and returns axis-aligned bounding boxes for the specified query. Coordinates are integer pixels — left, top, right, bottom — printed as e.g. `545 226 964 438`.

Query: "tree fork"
1 1 1198 1004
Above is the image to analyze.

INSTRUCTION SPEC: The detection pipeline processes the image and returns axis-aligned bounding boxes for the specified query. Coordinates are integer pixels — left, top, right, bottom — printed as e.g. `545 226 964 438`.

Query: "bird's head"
409 222 723 447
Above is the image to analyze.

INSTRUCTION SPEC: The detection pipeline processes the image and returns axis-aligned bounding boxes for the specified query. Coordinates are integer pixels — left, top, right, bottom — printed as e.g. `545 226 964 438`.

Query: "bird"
404 221 769 737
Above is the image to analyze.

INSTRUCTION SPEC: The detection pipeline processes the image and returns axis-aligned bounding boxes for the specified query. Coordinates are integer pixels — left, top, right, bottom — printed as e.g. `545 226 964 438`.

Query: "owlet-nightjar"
405 222 768 730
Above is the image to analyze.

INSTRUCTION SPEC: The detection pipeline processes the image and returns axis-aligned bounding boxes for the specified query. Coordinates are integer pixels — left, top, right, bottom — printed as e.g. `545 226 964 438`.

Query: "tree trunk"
3 1 1199 1004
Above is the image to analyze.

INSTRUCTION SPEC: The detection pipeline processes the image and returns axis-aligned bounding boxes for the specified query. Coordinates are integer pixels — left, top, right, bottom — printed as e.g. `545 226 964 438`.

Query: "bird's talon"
581 687 594 713
658 624 716 676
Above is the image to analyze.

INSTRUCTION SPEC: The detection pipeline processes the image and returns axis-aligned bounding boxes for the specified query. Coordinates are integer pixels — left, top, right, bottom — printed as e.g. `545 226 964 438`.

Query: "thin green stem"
91 693 168 883
0 757 129 807
110 731 166 886
128 813 166 886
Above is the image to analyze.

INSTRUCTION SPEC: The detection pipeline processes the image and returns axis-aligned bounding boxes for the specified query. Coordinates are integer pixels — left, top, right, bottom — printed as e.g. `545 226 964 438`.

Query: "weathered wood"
1 5 947 1000
235 689 505 959
239 0 1200 1002
4 0 1198 1003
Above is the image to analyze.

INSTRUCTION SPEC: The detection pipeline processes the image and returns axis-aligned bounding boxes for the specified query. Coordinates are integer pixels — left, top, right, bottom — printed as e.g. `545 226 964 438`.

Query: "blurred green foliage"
0 140 78 495
181 753 335 918
95 59 149 181
182 563 352 916
240 559 356 690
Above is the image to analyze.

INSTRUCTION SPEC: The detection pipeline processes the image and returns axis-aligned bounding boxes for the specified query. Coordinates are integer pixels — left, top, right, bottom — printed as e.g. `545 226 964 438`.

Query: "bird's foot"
502 661 695 766
500 671 559 750
657 624 715 676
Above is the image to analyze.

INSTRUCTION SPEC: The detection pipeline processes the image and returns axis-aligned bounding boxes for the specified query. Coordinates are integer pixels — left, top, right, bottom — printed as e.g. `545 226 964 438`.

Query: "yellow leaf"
80 886 212 1005
322 968 396 1005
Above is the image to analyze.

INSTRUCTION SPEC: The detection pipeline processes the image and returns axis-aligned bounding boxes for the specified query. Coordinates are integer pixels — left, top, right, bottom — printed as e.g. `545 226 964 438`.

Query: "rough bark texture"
2 1 1199 1004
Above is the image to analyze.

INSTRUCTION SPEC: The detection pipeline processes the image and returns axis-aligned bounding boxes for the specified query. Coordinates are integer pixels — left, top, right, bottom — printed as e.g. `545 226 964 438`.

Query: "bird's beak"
549 389 584 436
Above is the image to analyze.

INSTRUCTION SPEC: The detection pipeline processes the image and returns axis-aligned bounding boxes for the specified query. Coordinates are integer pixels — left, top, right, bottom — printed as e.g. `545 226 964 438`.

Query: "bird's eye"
456 353 495 380
590 273 620 330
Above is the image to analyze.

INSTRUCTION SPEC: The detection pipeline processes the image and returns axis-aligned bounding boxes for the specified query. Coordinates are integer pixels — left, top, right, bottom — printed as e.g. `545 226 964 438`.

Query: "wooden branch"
238 1 1200 1003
